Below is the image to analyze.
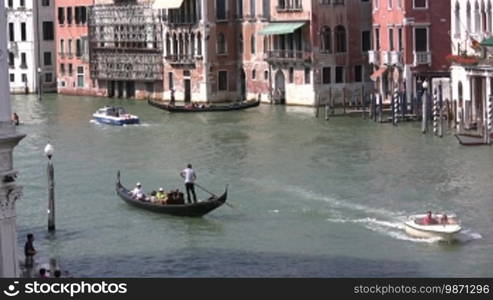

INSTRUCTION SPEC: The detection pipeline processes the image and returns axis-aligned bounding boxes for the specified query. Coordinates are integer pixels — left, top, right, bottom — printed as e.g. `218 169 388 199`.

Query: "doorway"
240 69 246 101
274 70 286 104
184 79 191 103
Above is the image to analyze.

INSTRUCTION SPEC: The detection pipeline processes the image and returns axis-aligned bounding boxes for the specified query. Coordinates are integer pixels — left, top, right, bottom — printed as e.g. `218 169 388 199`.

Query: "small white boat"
404 214 462 241
92 106 139 126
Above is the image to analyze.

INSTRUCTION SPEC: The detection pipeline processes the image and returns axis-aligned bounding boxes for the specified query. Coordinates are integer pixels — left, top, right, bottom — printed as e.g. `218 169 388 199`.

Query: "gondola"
148 99 260 112
454 133 487 146
115 171 228 217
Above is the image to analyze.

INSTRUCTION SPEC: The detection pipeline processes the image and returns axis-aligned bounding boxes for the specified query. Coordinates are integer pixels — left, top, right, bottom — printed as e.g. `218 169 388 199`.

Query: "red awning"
370 67 388 81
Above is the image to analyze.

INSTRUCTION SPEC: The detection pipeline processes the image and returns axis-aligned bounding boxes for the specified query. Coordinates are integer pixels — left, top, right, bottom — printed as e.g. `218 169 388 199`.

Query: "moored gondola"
148 99 260 112
116 171 227 217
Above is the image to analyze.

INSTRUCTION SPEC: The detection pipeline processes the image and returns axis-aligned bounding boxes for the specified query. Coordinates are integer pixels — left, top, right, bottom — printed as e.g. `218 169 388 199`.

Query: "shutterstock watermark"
2 280 127 297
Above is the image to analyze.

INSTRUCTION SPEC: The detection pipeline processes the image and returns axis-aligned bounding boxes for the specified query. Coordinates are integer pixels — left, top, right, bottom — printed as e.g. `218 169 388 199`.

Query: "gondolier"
180 164 197 204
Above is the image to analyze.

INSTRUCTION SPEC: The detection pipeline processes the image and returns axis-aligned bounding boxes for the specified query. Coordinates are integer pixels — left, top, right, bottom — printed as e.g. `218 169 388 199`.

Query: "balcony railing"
382 51 391 65
266 50 311 62
368 50 380 65
165 54 196 65
276 4 303 12
390 51 403 66
413 51 431 66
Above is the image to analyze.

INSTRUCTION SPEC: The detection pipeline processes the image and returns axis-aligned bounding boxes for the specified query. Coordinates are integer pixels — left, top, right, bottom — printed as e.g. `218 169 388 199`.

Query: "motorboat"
92 106 139 126
404 214 462 240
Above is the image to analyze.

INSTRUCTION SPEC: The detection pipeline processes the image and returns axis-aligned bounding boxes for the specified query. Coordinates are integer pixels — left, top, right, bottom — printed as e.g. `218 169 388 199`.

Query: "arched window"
335 25 346 53
252 69 256 79
173 33 178 55
190 32 195 56
458 81 463 101
467 1 472 32
217 33 226 54
482 1 487 31
166 33 171 55
251 35 256 54
488 1 492 32
321 26 332 53
197 32 202 55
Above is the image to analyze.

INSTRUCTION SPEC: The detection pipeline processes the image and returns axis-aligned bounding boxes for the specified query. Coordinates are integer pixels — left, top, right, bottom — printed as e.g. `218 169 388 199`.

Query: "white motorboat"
404 214 462 240
92 106 140 126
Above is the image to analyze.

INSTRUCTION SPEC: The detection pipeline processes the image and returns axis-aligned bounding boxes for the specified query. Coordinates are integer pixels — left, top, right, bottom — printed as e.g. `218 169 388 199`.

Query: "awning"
370 67 388 81
259 22 306 35
481 37 493 47
152 0 184 9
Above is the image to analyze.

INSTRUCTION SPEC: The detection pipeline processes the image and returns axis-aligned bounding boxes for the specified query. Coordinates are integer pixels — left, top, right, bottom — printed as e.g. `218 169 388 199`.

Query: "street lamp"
421 80 429 134
44 143 55 231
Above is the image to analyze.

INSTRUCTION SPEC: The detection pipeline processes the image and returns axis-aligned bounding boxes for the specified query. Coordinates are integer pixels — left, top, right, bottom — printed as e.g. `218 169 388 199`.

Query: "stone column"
1 0 26 278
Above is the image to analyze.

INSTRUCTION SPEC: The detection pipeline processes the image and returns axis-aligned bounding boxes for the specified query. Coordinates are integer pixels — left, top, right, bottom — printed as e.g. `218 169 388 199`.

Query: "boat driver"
423 211 438 225
131 183 145 201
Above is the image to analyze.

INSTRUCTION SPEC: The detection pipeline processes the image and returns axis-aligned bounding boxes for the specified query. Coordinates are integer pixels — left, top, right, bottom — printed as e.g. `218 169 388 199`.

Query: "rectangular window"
60 39 65 54
216 0 227 20
10 74 14 82
335 66 344 83
413 0 427 8
218 71 228 91
288 67 294 83
250 0 255 17
44 52 52 66
22 73 27 83
20 52 27 68
68 63 73 76
76 39 82 57
21 23 26 41
77 66 84 87
354 65 362 82
45 73 53 83
68 39 72 55
60 63 65 75
389 28 394 51
20 0 25 7
362 31 371 52
8 52 14 67
398 28 403 51
304 67 310 84
58 7 65 25
67 7 73 25
43 22 54 40
42 0 50 6
262 0 270 18
322 67 331 84
415 28 428 51
168 72 173 89
9 23 14 42
236 0 243 18
8 0 13 8
375 28 380 50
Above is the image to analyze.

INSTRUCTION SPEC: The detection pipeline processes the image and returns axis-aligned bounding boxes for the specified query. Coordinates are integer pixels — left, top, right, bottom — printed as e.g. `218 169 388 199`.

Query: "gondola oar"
195 182 236 209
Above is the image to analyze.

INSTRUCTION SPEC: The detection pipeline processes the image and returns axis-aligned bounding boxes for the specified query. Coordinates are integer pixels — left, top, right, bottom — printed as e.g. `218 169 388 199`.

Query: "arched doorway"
274 70 286 104
239 68 246 101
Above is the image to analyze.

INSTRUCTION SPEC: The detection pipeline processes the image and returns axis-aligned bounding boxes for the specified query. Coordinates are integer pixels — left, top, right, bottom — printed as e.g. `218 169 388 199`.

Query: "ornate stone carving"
0 185 22 219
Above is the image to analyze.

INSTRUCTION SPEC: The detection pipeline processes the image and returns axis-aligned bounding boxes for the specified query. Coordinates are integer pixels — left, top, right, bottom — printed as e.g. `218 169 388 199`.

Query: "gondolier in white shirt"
180 164 197 204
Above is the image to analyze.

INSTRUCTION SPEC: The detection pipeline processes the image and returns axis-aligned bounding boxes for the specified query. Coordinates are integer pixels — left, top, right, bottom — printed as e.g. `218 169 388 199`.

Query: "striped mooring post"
488 95 493 145
392 89 399 126
433 89 439 136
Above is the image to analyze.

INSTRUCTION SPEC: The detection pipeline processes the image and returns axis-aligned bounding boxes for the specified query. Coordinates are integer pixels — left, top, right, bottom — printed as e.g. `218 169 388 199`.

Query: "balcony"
390 51 403 66
368 50 380 65
266 50 311 63
382 51 391 65
276 4 303 12
165 54 196 65
413 51 431 66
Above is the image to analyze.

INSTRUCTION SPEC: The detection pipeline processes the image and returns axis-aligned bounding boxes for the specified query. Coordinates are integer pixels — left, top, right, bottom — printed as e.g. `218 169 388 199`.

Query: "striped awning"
152 0 184 9
259 22 306 35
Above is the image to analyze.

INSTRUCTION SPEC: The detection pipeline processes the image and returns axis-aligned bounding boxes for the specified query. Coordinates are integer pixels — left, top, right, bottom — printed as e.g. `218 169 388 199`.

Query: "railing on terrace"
266 49 311 61
276 3 303 12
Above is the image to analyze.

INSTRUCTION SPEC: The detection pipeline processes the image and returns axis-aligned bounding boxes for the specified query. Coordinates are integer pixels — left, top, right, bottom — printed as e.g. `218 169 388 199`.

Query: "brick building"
369 0 451 105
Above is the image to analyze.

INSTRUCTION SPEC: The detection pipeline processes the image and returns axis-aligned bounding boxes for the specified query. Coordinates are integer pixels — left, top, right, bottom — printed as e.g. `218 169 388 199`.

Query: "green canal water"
11 94 493 277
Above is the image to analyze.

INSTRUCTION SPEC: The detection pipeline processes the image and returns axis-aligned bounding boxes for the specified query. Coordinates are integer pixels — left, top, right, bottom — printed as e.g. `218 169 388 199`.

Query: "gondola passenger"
156 187 167 203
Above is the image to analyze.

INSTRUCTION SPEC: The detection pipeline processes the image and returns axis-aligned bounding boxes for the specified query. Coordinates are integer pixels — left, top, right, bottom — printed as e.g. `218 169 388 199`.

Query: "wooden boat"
148 99 260 112
115 171 227 217
404 214 462 241
455 133 486 146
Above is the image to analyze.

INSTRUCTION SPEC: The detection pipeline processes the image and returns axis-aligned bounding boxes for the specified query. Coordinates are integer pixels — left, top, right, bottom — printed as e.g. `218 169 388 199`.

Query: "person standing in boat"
130 182 145 201
180 164 197 204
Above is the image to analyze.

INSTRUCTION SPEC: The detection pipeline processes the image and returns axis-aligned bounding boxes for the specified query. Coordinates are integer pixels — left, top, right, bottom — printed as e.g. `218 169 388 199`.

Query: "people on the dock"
12 113 19 125
180 164 197 204
24 233 37 267
131 183 145 201
39 268 49 278
423 211 438 225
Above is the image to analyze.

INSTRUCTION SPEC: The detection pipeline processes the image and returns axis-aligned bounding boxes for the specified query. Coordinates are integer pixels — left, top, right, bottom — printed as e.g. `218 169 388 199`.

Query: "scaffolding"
88 2 163 81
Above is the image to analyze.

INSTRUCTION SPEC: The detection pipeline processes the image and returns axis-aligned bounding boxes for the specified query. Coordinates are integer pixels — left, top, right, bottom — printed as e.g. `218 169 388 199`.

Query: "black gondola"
116 171 228 217
148 99 260 112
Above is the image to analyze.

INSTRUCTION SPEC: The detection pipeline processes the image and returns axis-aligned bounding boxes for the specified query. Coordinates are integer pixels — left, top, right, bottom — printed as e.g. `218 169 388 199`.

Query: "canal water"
11 94 493 277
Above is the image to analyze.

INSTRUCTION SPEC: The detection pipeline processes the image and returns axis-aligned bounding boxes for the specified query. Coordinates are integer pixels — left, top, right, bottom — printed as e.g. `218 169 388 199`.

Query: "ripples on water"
11 95 493 277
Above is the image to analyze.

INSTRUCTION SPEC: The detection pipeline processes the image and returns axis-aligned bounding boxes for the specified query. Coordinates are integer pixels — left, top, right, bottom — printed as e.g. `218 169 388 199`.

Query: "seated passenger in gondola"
156 188 167 204
148 190 157 203
130 182 145 201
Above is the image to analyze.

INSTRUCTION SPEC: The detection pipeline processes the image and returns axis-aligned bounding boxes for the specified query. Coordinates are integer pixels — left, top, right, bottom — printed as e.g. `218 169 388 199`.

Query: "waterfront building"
6 0 57 94
55 0 101 96
369 0 451 105
1 0 25 277
450 0 493 137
